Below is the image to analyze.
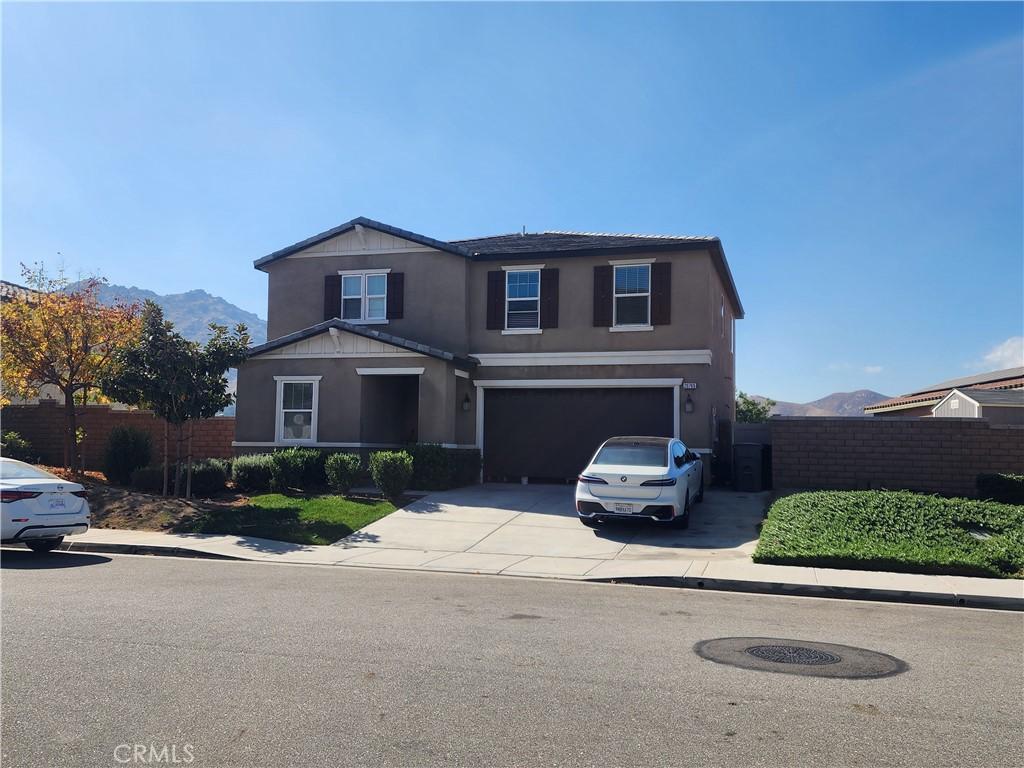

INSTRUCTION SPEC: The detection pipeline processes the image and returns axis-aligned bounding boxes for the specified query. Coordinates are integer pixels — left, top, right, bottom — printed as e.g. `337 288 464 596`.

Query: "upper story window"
341 271 388 323
505 269 540 330
613 264 650 327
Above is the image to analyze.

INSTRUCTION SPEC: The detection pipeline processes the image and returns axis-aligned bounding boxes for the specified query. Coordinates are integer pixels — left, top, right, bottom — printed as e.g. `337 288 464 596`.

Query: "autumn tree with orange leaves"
1 265 141 470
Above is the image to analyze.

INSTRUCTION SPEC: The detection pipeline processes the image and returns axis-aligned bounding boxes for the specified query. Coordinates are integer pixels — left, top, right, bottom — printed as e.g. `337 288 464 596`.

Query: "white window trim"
500 264 545 271
608 257 657 265
274 376 321 444
339 270 390 324
504 268 542 333
612 263 651 328
471 350 712 366
354 367 425 375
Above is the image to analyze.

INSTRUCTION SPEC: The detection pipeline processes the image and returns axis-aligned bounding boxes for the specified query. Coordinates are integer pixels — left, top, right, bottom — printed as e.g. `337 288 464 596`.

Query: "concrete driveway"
336 484 766 579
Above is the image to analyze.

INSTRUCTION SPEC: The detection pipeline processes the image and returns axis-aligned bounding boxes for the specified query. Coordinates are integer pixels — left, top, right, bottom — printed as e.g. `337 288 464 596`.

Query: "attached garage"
481 385 677 481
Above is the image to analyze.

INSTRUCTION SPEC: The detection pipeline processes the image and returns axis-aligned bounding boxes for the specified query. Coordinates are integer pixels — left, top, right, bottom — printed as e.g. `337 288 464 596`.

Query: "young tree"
736 391 776 423
101 302 249 497
0 265 140 470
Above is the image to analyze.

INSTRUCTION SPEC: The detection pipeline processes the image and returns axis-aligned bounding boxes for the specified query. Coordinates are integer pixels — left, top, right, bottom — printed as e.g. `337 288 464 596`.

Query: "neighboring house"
234 217 743 482
931 387 1024 424
864 367 1024 418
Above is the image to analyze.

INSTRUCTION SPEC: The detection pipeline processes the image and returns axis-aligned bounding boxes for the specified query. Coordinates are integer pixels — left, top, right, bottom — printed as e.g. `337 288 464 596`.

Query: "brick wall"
771 416 1024 498
1 401 234 470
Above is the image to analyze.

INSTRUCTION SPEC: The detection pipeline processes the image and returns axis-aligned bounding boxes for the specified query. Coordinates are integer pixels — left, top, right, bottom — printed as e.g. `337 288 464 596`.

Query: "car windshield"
0 460 58 480
593 443 667 467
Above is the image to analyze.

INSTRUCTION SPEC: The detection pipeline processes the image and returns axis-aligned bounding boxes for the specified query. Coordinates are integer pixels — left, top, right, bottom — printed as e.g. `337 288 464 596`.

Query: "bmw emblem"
620 476 627 483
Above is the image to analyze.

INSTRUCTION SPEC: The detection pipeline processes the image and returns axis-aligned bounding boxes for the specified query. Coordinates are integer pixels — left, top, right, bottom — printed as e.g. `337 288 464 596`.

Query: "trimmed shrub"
369 450 413 500
977 473 1024 506
325 452 361 494
232 454 275 492
754 489 1024 579
131 465 167 494
405 444 482 490
103 426 153 485
188 459 229 497
270 447 326 490
0 431 38 463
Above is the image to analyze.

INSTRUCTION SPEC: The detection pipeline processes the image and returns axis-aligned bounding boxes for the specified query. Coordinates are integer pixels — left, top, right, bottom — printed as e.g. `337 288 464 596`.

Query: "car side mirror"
674 455 684 468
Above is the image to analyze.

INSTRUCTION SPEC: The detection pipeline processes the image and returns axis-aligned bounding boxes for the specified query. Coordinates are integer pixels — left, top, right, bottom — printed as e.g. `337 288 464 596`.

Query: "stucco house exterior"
234 217 743 482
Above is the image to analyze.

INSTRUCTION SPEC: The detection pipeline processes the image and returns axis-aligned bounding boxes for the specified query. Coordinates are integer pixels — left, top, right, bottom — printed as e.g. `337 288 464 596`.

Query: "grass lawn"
176 493 396 545
753 490 1024 579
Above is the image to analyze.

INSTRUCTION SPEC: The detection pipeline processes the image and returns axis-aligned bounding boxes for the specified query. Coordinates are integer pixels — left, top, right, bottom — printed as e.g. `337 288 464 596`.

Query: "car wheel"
670 496 690 529
26 537 63 554
580 517 601 529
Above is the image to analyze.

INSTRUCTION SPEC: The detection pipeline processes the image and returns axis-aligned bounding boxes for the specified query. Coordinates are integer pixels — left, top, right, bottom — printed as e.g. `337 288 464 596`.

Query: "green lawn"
176 493 396 545
753 490 1024 579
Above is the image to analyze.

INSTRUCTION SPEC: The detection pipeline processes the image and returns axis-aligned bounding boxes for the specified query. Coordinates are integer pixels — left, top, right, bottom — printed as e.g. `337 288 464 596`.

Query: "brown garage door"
483 388 673 481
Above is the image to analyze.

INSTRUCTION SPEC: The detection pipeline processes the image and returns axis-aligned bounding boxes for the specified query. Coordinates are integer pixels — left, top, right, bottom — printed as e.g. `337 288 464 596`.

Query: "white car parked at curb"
575 436 703 529
1 458 90 553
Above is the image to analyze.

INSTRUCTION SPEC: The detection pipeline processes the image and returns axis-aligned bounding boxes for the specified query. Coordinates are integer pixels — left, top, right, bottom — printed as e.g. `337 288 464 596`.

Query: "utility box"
734 443 765 492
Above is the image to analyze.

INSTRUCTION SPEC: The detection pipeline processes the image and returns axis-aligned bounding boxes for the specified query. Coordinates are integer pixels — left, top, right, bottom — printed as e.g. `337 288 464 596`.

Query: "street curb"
12 542 1020 612
587 574 1024 611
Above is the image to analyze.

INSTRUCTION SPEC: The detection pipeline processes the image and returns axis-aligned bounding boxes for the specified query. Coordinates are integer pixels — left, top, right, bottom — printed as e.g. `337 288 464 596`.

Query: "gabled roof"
246 318 478 370
255 218 744 318
0 280 40 303
936 387 1024 409
865 368 1024 413
254 217 470 270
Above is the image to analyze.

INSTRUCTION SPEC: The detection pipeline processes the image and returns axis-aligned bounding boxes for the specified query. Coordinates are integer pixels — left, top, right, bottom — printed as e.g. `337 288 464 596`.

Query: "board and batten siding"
932 393 980 418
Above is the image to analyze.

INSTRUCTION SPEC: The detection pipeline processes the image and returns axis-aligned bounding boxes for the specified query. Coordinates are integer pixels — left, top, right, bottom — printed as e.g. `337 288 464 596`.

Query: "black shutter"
593 265 613 327
386 272 404 319
651 262 671 325
486 270 504 330
540 268 559 329
323 275 341 321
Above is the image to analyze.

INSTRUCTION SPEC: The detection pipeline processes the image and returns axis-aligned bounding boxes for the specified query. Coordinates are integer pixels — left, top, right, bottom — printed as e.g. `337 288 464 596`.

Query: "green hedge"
131 465 166 494
325 452 361 494
977 473 1024 506
754 490 1024 579
270 447 327 490
103 426 153 485
369 451 413 500
189 459 229 497
1 431 38 463
405 444 481 490
232 454 275 492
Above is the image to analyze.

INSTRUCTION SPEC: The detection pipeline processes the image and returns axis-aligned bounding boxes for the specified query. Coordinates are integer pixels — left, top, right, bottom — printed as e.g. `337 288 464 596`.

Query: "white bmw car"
1 458 91 553
575 436 704 529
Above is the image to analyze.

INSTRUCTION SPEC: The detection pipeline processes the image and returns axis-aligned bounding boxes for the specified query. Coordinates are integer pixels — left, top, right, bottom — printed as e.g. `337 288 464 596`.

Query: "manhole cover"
745 644 841 665
694 637 908 679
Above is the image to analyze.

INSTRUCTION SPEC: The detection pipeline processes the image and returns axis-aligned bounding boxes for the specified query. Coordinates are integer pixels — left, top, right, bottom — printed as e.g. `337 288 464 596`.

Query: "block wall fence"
770 416 1024 498
1 401 234 470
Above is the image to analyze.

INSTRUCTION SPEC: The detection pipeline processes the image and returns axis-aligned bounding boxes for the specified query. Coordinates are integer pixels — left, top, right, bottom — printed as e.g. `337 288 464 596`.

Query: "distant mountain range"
71 282 267 346
752 390 890 417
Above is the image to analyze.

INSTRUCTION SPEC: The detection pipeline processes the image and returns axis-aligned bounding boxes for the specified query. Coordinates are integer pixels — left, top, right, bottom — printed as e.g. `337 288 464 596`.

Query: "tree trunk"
162 421 169 497
185 421 194 499
173 424 183 497
62 387 76 471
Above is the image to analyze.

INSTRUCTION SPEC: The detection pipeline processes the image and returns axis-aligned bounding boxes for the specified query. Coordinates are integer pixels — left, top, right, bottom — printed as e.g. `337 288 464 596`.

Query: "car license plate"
614 503 634 515
49 497 66 510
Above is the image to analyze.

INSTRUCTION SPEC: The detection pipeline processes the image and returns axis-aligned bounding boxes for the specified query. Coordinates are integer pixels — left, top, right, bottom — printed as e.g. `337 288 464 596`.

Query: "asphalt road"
2 551 1022 768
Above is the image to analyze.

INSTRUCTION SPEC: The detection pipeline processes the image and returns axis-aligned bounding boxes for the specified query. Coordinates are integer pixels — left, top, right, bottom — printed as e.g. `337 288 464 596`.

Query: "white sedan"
575 436 703 529
1 458 91 553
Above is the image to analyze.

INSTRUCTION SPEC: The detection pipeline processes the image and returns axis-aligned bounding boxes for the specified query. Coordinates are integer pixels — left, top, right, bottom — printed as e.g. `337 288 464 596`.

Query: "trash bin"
734 443 765 492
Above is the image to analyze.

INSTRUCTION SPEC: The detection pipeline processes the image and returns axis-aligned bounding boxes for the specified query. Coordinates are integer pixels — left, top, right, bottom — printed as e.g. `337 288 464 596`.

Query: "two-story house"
234 217 744 483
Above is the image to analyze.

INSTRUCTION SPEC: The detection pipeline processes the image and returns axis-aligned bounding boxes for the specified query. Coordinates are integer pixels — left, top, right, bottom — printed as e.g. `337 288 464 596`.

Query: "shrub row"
754 489 1024 579
130 458 231 496
404 444 481 490
976 473 1024 506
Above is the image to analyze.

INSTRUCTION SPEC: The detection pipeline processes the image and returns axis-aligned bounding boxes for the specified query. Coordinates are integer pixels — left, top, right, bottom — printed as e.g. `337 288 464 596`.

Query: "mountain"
72 282 266 346
752 390 890 417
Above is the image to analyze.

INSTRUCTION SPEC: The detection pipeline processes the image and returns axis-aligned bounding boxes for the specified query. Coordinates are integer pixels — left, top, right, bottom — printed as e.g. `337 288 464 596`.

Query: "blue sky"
3 2 1022 402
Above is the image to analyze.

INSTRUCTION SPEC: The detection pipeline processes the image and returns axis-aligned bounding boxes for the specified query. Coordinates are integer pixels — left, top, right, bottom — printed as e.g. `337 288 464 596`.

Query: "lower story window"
275 377 320 443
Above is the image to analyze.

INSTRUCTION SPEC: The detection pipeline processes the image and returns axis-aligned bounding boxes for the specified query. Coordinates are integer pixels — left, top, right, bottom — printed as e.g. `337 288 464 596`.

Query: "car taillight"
0 490 43 503
577 475 608 484
71 490 89 498
641 478 677 486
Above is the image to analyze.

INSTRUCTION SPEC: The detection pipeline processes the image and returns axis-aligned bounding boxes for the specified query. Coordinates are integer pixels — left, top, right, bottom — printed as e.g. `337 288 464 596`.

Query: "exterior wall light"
462 393 472 412
684 394 695 414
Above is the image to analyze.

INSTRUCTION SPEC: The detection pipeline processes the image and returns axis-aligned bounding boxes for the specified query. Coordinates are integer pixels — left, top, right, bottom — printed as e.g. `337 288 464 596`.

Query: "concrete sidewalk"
25 524 1024 610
